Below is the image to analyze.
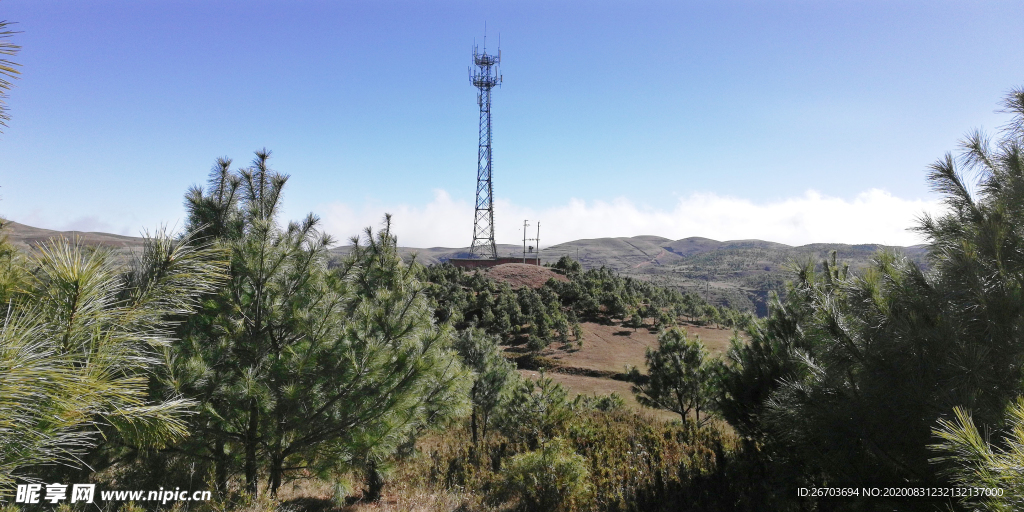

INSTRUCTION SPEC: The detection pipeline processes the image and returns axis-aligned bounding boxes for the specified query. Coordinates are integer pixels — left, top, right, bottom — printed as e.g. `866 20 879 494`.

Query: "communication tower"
468 34 501 259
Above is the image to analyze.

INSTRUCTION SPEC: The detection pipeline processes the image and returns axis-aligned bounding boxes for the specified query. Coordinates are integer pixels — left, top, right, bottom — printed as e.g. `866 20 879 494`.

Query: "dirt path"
631 247 671 269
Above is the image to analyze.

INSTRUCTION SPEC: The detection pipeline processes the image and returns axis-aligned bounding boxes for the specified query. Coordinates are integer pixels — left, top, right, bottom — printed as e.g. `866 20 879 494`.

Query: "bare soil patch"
484 263 568 289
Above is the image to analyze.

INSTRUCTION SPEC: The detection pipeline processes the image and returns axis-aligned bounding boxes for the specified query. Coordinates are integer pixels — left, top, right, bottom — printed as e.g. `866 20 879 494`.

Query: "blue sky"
1 1 1022 247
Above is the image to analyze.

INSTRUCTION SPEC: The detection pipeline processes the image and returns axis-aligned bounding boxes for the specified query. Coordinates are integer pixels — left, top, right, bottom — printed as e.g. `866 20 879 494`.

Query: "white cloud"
320 188 945 248
320 190 473 248
62 216 120 234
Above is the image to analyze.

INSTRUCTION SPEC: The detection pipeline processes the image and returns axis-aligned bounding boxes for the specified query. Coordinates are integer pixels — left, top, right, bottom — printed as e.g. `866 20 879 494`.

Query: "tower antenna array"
468 33 501 259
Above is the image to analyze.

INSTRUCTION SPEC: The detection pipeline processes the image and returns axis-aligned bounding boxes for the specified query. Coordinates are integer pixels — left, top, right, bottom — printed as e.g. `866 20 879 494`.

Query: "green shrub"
573 392 627 413
489 437 591 512
417 404 795 511
496 375 573 450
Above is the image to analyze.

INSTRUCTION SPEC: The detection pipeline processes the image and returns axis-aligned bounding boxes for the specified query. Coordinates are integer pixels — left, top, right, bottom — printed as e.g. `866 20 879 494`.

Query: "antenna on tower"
468 30 502 260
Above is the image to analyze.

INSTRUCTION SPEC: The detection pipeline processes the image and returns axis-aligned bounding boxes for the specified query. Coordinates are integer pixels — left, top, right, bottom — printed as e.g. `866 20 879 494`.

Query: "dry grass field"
272 468 471 512
539 321 736 375
515 320 741 422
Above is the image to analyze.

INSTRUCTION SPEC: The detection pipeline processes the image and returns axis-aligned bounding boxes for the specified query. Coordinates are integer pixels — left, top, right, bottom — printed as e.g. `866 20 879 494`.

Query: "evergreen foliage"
0 224 223 495
423 255 750 355
0 219 25 304
496 374 574 450
157 152 469 497
453 328 516 446
931 399 1024 512
631 328 714 425
488 437 591 512
714 285 811 441
713 87 1024 510
0 18 18 132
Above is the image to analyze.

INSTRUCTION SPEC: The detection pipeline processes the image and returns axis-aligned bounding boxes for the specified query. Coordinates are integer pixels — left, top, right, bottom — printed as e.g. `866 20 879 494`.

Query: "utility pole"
522 220 529 264
522 219 540 264
535 221 541 265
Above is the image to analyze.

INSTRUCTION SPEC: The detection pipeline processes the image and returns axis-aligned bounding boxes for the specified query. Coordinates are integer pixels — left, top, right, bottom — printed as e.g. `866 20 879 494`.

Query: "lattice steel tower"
468 37 501 259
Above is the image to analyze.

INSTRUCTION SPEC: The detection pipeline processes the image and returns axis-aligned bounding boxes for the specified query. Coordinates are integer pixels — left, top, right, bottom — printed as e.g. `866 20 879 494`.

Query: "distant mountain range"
4 220 928 316
541 236 928 315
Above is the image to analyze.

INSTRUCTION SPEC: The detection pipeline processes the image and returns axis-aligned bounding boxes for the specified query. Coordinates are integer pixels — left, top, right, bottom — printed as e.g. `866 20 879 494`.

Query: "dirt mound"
485 263 569 289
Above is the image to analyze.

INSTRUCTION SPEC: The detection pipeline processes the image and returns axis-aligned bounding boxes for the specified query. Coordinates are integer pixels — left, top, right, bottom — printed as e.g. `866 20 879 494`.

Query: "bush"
574 392 627 412
489 437 591 512
496 375 573 450
415 401 787 512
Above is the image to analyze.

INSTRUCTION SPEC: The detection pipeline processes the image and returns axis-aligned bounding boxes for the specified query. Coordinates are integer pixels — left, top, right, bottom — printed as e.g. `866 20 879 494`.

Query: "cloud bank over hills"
320 188 943 249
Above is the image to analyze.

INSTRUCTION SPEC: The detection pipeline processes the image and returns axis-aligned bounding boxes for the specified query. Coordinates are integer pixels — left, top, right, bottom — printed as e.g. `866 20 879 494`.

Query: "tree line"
423 256 753 354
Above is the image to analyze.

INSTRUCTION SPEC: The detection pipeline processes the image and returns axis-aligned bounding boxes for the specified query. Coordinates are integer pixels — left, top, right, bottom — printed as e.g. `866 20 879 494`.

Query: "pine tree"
168 151 469 496
715 88 1024 496
0 225 223 494
0 18 19 132
632 328 713 425
454 329 516 446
